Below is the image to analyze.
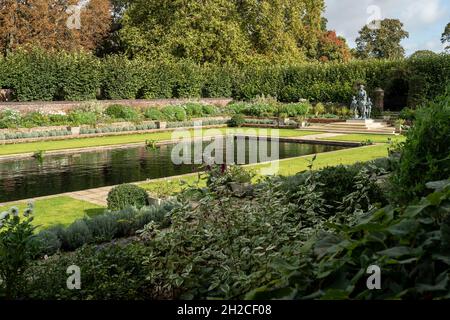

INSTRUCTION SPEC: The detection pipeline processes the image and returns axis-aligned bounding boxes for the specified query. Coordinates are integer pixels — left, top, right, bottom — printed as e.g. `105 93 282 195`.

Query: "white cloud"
401 0 443 24
324 0 450 54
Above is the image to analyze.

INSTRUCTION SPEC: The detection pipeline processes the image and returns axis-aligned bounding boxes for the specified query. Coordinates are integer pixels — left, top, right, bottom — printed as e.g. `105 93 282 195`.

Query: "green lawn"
249 143 389 176
0 128 321 156
140 174 205 196
0 196 105 231
319 133 406 143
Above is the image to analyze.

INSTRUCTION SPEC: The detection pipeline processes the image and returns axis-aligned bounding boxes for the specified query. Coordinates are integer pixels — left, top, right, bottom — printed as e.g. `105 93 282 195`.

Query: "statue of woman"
357 85 368 119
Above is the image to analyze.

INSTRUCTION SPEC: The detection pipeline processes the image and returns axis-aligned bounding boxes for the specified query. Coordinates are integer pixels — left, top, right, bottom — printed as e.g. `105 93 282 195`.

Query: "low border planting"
35 203 174 256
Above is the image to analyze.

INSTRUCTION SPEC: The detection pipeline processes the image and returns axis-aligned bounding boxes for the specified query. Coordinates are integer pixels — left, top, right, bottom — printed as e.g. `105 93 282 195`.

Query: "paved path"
68 187 112 206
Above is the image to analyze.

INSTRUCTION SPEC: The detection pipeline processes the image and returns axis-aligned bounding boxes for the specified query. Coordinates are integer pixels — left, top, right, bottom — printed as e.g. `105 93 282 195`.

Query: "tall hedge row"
0 49 449 105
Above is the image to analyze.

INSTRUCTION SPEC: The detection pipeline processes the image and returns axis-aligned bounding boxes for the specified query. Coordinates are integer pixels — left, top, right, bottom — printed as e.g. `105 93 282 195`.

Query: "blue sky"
324 0 449 56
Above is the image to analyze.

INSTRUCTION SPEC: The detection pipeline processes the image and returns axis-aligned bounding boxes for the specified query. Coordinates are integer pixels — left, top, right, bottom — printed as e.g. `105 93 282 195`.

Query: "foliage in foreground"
0 204 36 299
248 180 450 300
390 92 450 204
14 160 389 300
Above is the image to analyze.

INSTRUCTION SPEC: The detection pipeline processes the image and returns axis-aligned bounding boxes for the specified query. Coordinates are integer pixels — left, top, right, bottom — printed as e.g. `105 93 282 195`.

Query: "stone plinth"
345 119 385 129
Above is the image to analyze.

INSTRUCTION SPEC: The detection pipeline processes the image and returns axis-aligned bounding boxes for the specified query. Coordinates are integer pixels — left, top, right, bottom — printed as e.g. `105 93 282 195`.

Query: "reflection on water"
0 139 347 202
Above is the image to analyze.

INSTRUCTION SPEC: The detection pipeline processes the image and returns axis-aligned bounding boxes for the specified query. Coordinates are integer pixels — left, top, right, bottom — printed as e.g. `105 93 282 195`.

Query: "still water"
0 139 347 202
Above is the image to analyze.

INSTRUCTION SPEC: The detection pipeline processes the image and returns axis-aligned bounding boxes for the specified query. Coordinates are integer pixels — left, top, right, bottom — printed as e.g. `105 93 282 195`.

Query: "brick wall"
0 98 233 114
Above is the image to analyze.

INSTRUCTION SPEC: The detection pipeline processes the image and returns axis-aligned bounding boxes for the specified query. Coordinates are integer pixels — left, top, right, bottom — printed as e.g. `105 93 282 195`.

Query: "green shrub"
105 104 141 121
101 55 143 99
56 52 101 101
172 61 204 98
202 104 218 115
390 92 450 203
140 62 177 99
227 102 248 114
35 230 62 256
143 108 164 120
313 102 326 116
183 103 204 118
21 112 50 128
202 64 235 98
22 243 151 300
2 48 59 101
107 184 150 211
227 114 245 127
248 181 450 300
0 109 22 128
84 214 118 243
0 204 37 299
61 220 92 251
399 107 416 121
279 102 311 117
68 110 97 126
161 105 187 122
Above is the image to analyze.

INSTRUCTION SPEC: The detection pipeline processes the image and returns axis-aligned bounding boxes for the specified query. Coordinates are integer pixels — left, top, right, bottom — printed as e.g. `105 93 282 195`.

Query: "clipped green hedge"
1 48 449 105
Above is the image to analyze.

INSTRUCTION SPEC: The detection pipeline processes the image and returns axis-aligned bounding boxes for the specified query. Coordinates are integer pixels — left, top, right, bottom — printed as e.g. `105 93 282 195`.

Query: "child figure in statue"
350 96 358 119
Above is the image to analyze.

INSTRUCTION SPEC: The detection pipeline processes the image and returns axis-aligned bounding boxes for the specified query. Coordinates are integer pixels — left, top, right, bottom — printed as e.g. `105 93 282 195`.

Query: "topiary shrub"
107 184 150 211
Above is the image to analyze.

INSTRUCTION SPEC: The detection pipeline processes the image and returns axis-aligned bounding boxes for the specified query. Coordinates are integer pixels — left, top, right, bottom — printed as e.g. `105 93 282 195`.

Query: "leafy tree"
409 50 438 59
0 0 112 56
120 0 325 63
120 0 250 63
442 22 450 51
355 19 409 59
317 31 351 62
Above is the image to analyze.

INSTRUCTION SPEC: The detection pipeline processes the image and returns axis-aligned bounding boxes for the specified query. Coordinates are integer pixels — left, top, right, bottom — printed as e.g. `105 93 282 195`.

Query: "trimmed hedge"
1 48 449 106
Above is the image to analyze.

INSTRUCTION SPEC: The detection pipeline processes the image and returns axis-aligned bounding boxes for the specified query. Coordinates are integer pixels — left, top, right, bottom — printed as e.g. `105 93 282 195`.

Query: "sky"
324 0 449 56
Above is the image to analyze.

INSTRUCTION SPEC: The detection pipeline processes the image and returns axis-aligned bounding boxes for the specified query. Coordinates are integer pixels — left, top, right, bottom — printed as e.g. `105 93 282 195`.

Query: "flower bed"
0 118 229 144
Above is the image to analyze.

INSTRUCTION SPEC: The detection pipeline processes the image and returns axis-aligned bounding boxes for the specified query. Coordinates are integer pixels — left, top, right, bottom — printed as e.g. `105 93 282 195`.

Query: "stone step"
306 126 396 134
326 123 386 129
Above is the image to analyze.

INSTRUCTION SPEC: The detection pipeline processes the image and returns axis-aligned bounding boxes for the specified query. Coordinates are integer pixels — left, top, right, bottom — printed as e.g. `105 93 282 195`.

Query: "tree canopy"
0 0 112 56
442 23 450 51
355 19 409 59
119 0 326 63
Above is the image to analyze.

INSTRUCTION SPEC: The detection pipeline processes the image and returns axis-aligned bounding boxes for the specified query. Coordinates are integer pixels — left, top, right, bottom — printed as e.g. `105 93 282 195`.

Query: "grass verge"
0 128 321 156
0 196 105 231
